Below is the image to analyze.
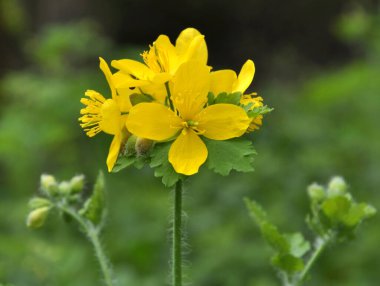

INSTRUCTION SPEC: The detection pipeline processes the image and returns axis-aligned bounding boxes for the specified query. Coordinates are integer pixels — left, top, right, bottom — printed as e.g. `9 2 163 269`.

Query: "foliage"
245 177 376 285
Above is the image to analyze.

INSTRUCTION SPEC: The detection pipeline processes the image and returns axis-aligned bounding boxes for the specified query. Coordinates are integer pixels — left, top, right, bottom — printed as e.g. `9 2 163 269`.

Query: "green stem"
59 205 115 286
295 236 330 286
173 180 183 286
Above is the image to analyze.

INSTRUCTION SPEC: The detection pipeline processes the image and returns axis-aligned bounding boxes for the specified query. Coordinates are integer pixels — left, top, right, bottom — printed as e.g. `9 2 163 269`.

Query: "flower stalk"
172 180 183 286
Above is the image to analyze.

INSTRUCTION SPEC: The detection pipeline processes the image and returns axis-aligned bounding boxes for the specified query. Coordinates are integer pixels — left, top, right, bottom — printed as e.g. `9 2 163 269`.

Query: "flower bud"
327 176 347 197
70 174 85 193
125 135 137 155
40 174 58 196
28 197 52 210
26 206 50 229
135 137 153 156
307 183 325 202
58 181 71 195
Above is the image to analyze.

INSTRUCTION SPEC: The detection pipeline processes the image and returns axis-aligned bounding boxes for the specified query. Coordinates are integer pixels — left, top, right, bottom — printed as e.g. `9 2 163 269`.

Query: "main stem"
173 180 183 286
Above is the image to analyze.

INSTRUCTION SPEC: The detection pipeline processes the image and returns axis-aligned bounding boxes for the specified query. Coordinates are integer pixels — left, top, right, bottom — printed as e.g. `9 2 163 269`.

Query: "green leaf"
284 233 311 258
129 93 154 106
204 138 256 176
247 105 274 118
112 155 136 173
343 203 377 227
271 253 304 274
79 171 105 225
245 198 267 224
149 142 185 187
214 92 241 105
207 92 215 105
245 198 289 253
261 222 290 253
322 195 351 223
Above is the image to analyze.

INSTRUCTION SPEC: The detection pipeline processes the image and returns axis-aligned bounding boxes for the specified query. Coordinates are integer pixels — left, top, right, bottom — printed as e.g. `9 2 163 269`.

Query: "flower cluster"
79 28 268 176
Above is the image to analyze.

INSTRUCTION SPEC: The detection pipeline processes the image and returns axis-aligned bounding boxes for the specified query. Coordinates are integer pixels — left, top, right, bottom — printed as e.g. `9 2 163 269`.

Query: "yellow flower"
79 57 132 172
209 59 263 132
111 28 208 93
126 61 250 176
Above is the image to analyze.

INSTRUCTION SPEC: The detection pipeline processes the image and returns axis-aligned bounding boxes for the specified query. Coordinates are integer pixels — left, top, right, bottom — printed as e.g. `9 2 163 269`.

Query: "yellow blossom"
209 59 263 132
111 28 208 95
126 61 250 175
79 57 132 172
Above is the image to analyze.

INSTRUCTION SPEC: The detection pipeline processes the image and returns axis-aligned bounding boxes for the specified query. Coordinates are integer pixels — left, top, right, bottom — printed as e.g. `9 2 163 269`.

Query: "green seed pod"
327 176 347 197
135 137 153 156
307 183 325 202
70 174 85 193
26 206 51 229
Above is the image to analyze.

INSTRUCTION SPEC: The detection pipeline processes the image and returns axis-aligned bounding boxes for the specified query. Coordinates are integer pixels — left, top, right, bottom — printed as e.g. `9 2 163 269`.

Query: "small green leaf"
149 143 185 187
271 253 304 274
79 171 105 225
322 196 351 222
207 92 215 105
262 222 290 253
204 138 256 176
129 93 154 106
284 233 311 258
214 92 241 105
245 198 289 253
247 105 274 118
245 198 267 225
112 156 136 173
343 203 377 227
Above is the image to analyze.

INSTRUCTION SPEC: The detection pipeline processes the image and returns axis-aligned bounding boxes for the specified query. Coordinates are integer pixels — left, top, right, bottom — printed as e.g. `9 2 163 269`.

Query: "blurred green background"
0 0 379 285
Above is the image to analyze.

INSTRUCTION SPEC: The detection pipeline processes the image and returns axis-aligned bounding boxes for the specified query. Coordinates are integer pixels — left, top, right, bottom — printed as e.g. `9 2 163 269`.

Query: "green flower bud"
58 181 71 195
125 135 137 155
28 197 52 210
327 176 347 197
40 174 58 195
307 183 325 202
135 137 153 156
70 174 85 193
26 206 51 229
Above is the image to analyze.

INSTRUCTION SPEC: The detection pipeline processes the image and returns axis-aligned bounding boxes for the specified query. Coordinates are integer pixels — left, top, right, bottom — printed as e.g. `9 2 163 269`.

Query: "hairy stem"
296 236 329 285
59 205 115 286
172 180 183 286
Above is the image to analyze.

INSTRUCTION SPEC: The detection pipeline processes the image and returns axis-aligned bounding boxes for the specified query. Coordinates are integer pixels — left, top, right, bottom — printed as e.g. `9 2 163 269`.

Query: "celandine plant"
26 28 375 286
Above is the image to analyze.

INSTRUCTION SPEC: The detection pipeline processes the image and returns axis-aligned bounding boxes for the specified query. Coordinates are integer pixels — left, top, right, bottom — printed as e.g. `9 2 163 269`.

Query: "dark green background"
0 0 379 285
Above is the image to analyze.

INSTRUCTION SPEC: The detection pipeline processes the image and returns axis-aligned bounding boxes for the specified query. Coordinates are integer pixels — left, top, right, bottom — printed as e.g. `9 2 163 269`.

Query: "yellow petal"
99 57 116 99
232 60 255 93
115 93 132 113
209 69 236 95
154 35 179 74
106 134 121 172
100 99 122 135
176 28 208 65
196 104 250 140
169 129 208 175
126 103 182 141
172 60 210 120
111 59 155 81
